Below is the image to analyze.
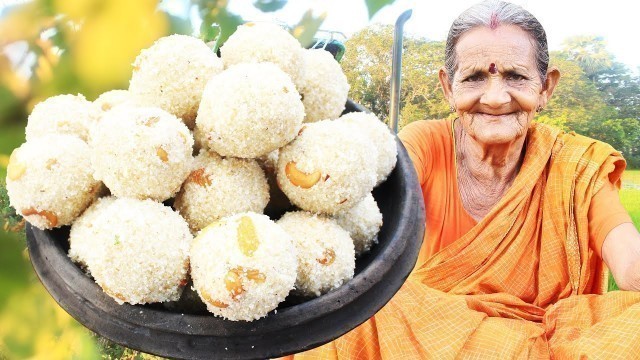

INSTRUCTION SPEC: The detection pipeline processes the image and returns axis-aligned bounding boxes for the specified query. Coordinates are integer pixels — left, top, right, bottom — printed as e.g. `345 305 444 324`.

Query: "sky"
224 0 640 73
2 0 637 74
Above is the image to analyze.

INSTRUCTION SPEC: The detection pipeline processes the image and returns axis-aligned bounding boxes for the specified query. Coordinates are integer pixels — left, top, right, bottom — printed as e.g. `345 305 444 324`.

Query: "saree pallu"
284 123 640 359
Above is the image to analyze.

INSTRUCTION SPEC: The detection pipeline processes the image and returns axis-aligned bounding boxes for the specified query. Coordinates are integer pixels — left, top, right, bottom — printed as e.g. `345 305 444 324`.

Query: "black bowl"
25 100 425 360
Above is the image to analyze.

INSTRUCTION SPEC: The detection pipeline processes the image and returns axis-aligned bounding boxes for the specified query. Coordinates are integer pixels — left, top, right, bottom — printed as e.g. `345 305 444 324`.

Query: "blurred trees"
561 35 613 81
551 36 640 167
0 0 169 126
341 25 452 129
341 27 640 168
1 0 397 126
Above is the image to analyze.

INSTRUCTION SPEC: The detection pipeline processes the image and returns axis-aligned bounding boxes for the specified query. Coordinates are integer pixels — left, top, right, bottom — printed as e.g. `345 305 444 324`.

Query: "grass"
620 170 640 225
620 169 640 228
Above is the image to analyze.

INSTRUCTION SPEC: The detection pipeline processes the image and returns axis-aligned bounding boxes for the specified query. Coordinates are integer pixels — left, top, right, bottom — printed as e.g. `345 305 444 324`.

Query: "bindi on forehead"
489 13 499 30
489 63 497 74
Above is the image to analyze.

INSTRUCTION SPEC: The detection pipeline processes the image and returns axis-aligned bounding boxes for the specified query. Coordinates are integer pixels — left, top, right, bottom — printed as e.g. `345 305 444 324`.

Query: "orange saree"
284 120 640 359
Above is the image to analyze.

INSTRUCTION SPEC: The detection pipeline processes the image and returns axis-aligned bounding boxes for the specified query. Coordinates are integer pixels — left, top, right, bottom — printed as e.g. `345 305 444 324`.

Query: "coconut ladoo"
25 94 99 142
277 211 355 297
90 106 194 202
277 120 377 215
333 193 383 257
129 34 224 129
174 151 269 233
220 22 306 90
94 89 132 113
336 111 398 185
6 134 102 230
190 212 297 321
195 63 304 158
299 49 349 123
68 197 193 305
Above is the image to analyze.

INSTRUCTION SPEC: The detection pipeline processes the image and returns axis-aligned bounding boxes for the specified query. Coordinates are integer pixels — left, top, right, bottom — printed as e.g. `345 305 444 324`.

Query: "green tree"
540 52 615 131
592 61 640 120
561 35 613 82
341 25 450 129
554 37 640 167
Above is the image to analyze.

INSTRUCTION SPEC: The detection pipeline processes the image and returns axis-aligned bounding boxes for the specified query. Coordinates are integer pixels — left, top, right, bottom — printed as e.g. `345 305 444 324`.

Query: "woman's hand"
602 222 640 291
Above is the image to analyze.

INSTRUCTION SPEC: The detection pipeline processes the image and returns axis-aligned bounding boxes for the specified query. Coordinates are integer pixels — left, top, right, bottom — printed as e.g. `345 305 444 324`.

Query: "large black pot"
26 100 426 360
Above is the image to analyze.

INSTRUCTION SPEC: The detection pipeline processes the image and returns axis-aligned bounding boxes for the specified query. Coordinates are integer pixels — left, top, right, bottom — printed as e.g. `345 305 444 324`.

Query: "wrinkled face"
446 25 546 145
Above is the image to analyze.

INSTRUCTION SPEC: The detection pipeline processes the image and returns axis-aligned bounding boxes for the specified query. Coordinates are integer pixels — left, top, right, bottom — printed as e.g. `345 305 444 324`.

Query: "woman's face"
440 25 557 146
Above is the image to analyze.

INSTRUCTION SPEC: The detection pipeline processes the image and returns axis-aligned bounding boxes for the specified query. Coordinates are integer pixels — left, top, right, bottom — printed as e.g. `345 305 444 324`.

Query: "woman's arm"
602 222 640 291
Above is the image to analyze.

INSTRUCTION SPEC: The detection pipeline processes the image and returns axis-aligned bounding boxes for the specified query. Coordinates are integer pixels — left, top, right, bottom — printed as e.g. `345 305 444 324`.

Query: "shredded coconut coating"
277 120 377 215
6 135 101 229
25 94 99 142
257 149 280 172
68 197 193 305
192 126 208 155
300 49 349 123
277 211 355 298
90 106 194 202
174 151 269 233
337 112 398 185
220 22 305 90
94 89 132 113
333 193 383 257
257 150 293 217
129 34 224 129
190 212 297 321
195 63 304 158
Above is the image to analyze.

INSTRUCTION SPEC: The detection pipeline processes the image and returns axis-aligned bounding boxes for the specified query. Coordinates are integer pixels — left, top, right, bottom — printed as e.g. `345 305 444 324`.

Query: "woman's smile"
440 24 546 146
474 112 517 120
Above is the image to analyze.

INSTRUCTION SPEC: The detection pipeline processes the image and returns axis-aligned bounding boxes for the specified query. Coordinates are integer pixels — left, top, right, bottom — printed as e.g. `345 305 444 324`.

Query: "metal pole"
389 9 412 134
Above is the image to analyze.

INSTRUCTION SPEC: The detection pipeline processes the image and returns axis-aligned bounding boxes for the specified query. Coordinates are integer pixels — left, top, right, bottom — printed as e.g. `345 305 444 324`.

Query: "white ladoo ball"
190 212 297 321
25 94 99 142
68 197 193 305
195 63 304 158
277 120 377 215
6 134 101 230
220 22 306 90
277 211 355 297
129 34 224 129
174 151 269 233
90 106 194 202
299 49 349 123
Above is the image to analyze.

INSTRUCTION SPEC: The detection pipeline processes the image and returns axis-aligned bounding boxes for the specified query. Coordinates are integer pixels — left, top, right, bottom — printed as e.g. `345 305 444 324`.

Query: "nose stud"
489 63 497 74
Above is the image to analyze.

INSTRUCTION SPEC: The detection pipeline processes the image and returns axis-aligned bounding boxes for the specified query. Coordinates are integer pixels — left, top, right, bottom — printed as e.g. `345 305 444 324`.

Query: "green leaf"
199 8 243 51
0 181 24 234
253 0 288 13
291 10 326 48
365 0 396 19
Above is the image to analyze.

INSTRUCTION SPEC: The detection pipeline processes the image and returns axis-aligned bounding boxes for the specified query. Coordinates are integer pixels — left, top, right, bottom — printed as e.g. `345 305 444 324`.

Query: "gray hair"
445 0 549 83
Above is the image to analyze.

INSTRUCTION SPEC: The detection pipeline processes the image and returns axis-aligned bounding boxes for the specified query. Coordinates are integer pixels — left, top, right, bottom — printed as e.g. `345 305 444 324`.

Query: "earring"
449 105 456 113
536 105 544 113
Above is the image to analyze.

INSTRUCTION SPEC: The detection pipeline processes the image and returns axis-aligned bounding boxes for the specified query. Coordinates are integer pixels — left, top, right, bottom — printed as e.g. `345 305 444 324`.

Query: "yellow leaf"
73 0 168 91
35 55 53 82
0 3 46 45
0 154 9 169
53 0 100 20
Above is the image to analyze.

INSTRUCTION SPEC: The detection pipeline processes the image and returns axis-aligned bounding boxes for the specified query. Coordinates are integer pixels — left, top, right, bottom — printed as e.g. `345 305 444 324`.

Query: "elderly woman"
285 1 640 359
